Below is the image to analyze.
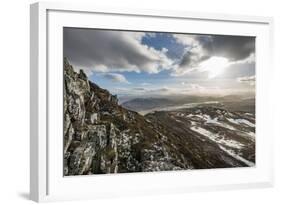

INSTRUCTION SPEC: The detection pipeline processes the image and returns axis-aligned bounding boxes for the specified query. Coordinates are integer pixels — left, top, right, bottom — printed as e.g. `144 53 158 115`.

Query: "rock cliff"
64 59 186 175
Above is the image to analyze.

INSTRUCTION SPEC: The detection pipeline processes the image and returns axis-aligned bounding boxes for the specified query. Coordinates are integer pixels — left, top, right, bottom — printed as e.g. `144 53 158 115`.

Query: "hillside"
64 59 255 175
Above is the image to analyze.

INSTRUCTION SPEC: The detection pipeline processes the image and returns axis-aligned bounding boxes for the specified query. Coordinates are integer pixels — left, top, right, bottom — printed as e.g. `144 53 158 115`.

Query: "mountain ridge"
64 58 255 175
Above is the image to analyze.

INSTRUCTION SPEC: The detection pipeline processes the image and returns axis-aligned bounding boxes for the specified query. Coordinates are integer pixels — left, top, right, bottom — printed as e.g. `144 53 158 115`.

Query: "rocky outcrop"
63 58 255 176
64 58 185 175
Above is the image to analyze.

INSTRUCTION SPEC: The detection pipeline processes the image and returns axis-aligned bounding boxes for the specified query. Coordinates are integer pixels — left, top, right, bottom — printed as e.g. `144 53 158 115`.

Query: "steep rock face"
64 59 186 175
64 59 255 176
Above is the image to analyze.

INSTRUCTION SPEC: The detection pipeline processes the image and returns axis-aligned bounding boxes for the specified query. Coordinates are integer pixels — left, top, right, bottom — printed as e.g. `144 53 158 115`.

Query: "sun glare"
199 56 229 78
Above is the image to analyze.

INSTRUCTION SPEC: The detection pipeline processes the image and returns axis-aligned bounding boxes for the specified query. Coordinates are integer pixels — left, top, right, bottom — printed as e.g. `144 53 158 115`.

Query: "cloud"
234 53 255 65
180 83 220 94
145 32 157 38
152 87 170 92
132 87 146 91
210 36 255 61
144 85 225 96
172 34 255 76
64 28 173 75
111 82 252 98
101 73 130 84
171 34 210 75
140 82 151 86
173 34 204 48
174 34 255 61
128 85 210 95
131 87 170 93
151 84 247 96
237 75 255 86
64 28 255 82
181 82 203 89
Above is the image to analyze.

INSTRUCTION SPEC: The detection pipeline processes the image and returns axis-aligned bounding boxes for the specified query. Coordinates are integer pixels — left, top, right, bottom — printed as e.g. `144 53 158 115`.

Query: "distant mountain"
122 98 174 112
222 97 255 113
121 94 255 114
64 58 255 176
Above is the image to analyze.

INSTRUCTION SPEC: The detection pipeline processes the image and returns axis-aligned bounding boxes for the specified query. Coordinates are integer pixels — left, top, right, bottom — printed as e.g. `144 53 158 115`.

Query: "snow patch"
190 126 254 166
186 114 236 130
190 127 243 149
219 146 255 167
227 118 255 127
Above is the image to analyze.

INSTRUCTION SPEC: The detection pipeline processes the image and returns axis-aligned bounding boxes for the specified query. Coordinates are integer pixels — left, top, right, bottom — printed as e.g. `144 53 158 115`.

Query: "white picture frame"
30 2 274 202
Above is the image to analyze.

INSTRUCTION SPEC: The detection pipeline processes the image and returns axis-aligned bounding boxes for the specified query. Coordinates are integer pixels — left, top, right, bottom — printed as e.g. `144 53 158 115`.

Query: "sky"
64 28 255 100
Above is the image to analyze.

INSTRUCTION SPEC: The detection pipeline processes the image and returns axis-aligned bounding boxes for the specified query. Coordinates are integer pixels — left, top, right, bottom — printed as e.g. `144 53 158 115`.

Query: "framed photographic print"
30 2 274 202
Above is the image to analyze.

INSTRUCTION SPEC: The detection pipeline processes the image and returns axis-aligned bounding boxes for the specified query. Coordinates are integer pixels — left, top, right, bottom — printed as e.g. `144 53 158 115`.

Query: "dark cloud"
237 75 255 86
132 87 146 91
179 51 210 68
203 35 255 61
101 73 129 84
173 34 255 75
179 51 199 68
64 28 172 75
